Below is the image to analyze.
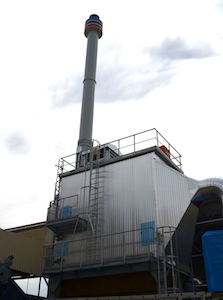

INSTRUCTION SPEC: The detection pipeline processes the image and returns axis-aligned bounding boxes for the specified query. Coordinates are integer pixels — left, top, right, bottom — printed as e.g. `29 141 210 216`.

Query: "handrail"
57 128 182 174
43 226 177 273
47 194 79 221
43 226 157 271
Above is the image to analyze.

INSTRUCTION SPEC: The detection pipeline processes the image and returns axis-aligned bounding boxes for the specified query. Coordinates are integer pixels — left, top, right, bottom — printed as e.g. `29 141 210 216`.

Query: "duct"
193 177 223 205
186 177 223 285
198 177 223 196
170 177 223 275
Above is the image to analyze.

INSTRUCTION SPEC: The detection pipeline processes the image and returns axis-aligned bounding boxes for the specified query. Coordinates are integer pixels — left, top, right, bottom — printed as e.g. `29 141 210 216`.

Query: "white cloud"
149 38 215 61
4 131 30 155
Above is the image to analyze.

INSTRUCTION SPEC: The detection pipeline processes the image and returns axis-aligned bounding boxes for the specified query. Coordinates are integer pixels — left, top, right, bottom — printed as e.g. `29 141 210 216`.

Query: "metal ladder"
54 158 64 201
157 226 181 294
85 145 105 261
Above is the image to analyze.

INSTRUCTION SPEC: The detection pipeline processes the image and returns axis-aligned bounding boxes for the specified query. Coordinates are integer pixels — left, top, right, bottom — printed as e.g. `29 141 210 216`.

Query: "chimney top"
84 14 103 38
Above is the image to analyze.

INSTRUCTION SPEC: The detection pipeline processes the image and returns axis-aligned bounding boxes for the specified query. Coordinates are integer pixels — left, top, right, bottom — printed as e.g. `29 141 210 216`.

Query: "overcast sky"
0 0 223 229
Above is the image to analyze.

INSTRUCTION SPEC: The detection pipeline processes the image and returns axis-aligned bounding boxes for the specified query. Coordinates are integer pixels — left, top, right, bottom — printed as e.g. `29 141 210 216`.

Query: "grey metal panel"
153 158 197 229
59 151 196 235
59 153 158 234
52 153 158 261
46 151 200 268
103 153 157 235
60 171 90 211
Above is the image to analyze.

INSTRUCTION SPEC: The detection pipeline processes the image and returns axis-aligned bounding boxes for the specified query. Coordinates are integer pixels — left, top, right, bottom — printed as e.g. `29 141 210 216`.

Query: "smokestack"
77 14 103 152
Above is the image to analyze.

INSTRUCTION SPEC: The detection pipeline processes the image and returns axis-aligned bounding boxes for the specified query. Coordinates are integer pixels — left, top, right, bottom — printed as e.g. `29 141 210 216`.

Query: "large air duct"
77 14 103 153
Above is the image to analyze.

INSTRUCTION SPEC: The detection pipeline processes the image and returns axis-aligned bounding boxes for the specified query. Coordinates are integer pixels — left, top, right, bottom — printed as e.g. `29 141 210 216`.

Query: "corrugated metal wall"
153 158 198 228
53 151 200 264
60 152 199 236
59 153 157 236
0 229 44 276
103 153 156 234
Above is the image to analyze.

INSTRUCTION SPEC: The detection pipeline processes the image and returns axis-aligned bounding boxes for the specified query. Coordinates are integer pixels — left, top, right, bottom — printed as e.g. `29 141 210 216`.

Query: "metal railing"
57 128 182 174
43 226 180 273
43 226 158 271
46 291 211 300
47 195 79 222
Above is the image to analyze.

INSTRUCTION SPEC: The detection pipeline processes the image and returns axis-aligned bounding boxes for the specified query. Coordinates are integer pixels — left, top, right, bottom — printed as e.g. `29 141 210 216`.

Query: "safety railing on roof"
58 128 182 174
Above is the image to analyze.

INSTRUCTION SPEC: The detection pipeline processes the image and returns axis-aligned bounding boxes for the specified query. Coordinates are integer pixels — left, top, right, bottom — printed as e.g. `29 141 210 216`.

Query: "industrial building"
42 129 223 298
41 15 223 299
0 14 223 299
0 222 47 299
